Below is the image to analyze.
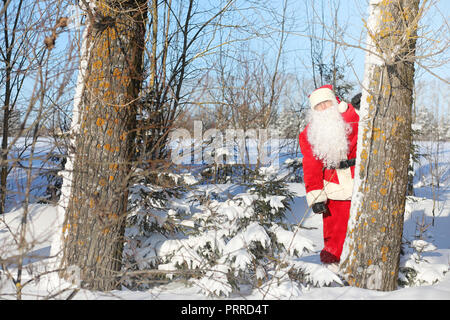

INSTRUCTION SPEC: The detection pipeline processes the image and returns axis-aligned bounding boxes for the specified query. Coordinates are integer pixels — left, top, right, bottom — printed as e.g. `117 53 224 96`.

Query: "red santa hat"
309 85 348 113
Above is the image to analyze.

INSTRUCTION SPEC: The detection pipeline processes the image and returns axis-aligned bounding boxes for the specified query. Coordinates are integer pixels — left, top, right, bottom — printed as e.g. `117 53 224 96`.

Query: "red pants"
320 199 351 264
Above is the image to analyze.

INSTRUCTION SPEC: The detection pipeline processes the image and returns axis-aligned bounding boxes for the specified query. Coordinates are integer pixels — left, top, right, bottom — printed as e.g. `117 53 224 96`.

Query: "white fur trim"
309 88 338 109
306 189 328 207
323 168 353 200
338 101 348 113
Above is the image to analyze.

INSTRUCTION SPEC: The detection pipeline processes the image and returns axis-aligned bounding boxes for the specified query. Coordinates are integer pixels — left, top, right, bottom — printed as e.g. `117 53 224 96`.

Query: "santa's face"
307 103 352 168
314 100 333 111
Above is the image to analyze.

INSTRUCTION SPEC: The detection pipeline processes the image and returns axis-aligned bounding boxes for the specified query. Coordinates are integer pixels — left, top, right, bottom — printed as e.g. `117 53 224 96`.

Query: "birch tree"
340 0 421 291
59 0 147 291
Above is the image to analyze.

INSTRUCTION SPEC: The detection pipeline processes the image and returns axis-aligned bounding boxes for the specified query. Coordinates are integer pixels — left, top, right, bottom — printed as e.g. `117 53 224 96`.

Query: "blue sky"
64 0 449 91
256 0 450 111
263 0 448 92
62 0 448 112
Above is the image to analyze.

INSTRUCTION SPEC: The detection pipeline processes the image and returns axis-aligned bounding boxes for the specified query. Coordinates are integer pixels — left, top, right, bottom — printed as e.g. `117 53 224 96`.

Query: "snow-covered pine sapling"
399 239 448 287
282 157 303 183
161 165 313 297
122 172 195 289
243 165 295 227
126 172 191 236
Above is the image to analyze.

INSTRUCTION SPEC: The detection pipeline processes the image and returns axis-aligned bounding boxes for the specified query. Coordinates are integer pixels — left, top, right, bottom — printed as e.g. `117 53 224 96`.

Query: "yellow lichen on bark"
96 117 105 127
385 167 394 183
371 201 379 210
361 149 368 160
381 247 389 262
99 178 107 187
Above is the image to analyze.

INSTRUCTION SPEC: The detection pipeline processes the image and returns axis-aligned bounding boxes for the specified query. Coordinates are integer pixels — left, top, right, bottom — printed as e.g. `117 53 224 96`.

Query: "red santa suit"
299 85 359 264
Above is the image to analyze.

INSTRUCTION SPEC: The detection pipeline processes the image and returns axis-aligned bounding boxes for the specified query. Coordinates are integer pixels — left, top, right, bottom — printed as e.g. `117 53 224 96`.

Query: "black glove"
351 93 361 110
312 201 327 214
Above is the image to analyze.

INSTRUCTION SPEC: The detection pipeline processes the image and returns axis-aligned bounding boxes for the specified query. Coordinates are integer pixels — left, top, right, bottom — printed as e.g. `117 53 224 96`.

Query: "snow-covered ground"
0 141 449 300
1 186 449 300
1 137 62 213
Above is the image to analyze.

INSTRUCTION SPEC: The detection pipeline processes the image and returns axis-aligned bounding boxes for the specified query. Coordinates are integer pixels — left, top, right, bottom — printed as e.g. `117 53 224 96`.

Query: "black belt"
338 158 356 169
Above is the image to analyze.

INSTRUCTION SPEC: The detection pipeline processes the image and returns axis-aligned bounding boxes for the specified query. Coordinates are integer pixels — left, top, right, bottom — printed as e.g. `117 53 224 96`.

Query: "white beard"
307 104 352 168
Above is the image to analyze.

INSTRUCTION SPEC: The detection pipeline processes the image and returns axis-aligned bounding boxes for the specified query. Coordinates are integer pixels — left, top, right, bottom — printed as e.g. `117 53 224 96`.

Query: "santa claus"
299 85 359 268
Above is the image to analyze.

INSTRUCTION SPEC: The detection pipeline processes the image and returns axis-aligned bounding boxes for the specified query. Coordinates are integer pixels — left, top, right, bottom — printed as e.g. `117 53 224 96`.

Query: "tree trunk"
60 0 147 291
0 0 16 215
0 76 11 215
340 0 420 291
